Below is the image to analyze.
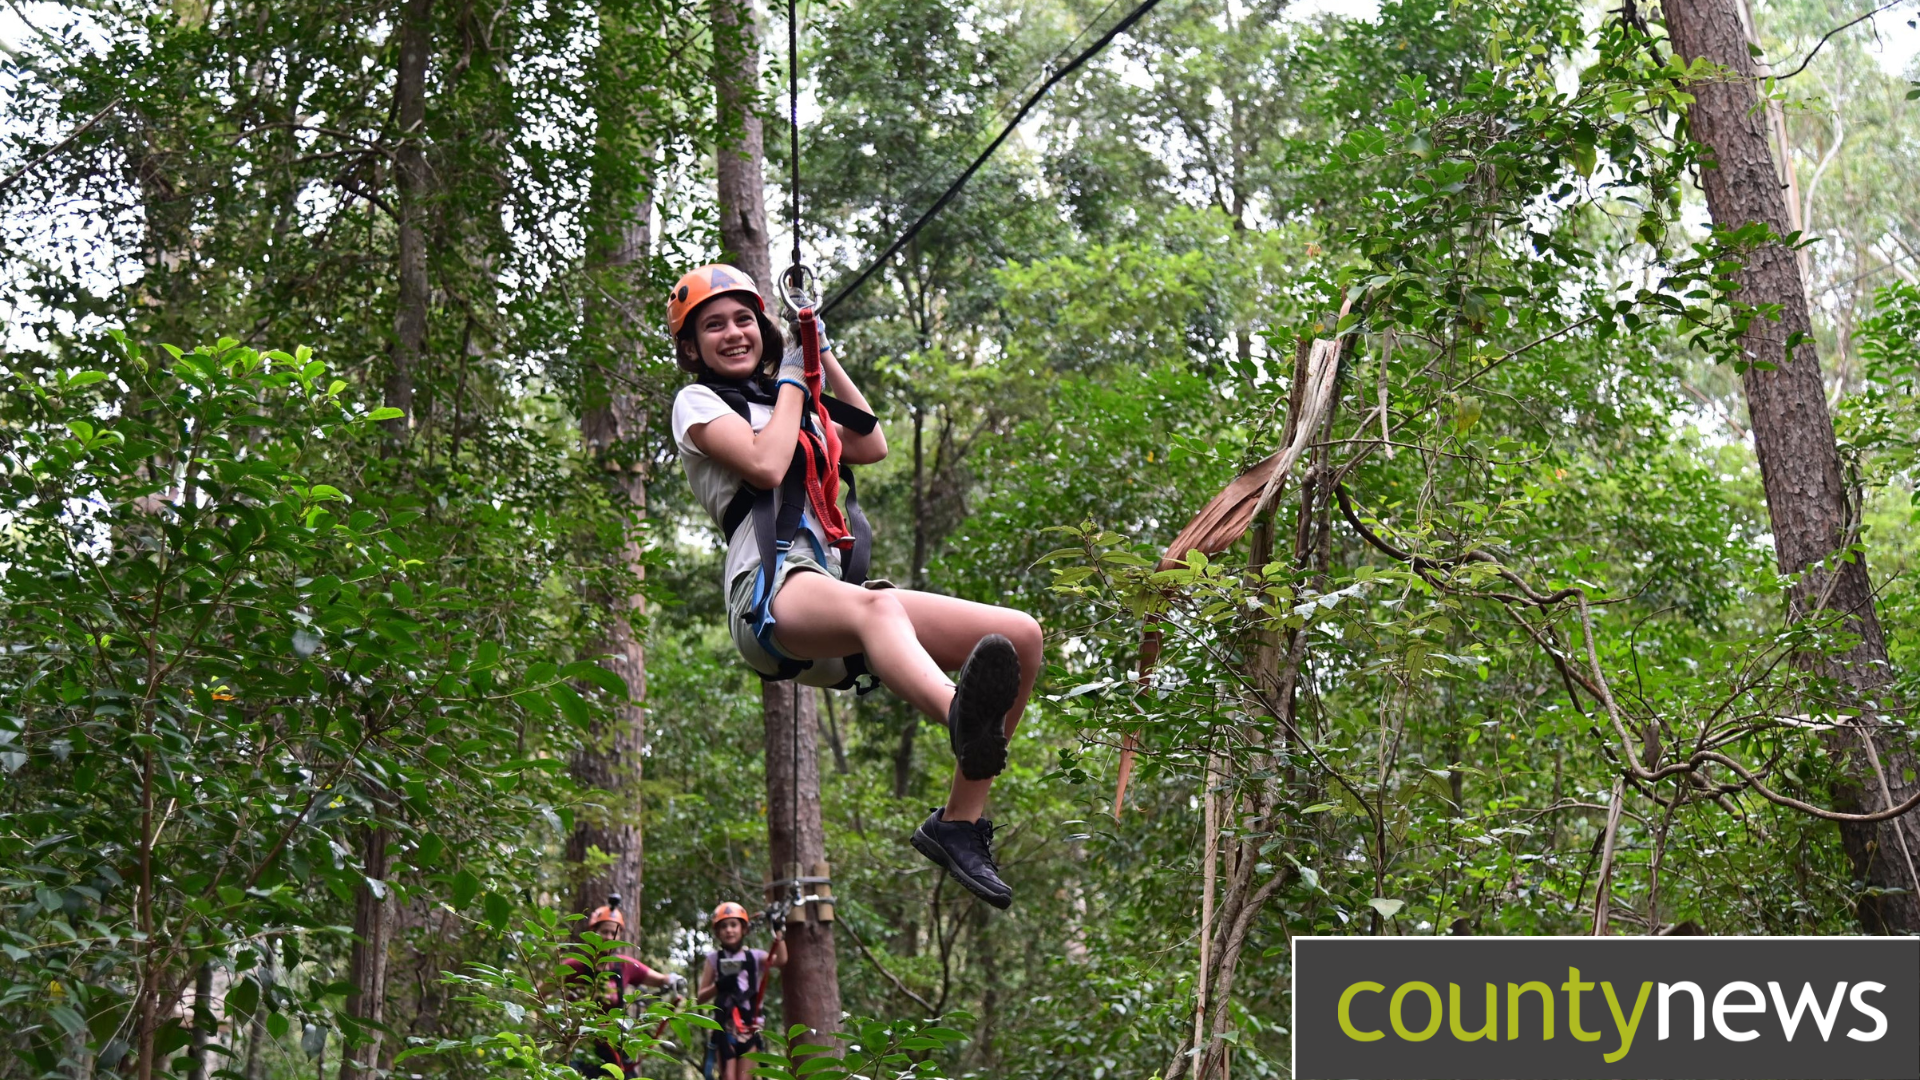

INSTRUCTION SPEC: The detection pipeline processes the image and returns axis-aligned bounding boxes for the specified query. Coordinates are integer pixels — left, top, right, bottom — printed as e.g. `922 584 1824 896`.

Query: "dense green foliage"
2 0 1916 1076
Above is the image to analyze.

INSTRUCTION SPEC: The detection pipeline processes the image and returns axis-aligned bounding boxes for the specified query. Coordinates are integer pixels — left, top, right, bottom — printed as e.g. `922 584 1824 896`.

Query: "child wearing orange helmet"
696 901 786 1079
668 264 1043 910
559 895 686 1076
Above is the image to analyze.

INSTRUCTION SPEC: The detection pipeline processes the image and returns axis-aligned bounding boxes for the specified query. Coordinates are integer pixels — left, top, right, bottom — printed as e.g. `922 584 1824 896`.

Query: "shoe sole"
911 823 1013 909
950 635 1018 782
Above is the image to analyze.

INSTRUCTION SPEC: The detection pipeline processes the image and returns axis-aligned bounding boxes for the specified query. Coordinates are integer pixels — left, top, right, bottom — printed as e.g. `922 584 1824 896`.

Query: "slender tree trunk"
763 682 842 1045
568 0 655 930
891 713 917 798
820 689 849 775
1165 336 1329 1080
1665 0 1919 933
386 0 434 437
184 962 213 1080
340 826 392 1080
712 0 773 291
441 0 512 458
713 0 842 1043
243 945 273 1080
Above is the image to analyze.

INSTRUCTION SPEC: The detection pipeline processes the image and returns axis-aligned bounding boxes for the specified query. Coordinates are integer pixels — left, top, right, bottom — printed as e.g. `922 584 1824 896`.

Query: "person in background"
561 894 686 1076
696 901 786 1079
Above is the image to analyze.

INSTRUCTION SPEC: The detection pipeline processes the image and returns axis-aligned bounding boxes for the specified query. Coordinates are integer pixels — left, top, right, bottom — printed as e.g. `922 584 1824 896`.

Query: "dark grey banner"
1291 937 1919 1079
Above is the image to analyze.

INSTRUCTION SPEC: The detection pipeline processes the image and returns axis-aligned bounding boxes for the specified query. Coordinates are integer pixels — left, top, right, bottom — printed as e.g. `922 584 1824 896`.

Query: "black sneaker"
948 634 1019 781
910 809 1013 909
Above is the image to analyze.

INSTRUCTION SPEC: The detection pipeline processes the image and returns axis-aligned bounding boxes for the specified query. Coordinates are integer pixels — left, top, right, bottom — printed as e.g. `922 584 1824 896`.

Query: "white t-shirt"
671 383 841 589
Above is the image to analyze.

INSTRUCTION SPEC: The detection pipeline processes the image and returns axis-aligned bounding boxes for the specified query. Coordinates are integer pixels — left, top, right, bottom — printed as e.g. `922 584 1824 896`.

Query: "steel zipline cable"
816 0 1166 316
787 0 805 293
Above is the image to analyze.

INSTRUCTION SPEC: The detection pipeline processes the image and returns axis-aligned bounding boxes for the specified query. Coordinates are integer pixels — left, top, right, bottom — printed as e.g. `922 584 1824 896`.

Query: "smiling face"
715 917 747 948
689 296 763 379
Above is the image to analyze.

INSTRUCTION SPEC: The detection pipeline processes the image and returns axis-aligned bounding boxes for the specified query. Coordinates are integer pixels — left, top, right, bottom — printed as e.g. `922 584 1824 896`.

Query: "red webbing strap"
795 308 854 549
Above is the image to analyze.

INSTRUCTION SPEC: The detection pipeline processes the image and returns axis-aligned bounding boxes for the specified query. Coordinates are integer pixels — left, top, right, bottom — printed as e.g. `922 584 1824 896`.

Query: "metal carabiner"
779 262 817 322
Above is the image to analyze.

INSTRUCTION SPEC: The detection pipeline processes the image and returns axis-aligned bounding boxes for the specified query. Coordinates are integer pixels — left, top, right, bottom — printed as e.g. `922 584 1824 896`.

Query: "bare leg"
768 573 1043 821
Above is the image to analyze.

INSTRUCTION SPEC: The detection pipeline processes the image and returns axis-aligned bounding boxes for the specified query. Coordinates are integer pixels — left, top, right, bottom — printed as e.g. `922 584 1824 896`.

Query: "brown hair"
675 299 786 379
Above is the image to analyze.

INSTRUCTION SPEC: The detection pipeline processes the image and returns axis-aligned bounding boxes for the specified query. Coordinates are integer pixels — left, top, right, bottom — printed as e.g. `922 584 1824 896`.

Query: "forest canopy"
1 0 1916 1076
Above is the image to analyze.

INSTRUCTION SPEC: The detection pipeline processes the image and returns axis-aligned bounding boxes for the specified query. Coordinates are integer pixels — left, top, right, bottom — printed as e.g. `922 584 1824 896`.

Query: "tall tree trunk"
1165 333 1331 1080
387 0 434 438
440 0 512 459
243 943 274 1080
1664 0 1919 933
184 962 213 1080
340 826 392 1080
566 0 655 930
891 713 916 799
762 682 842 1045
713 0 843 1044
712 0 773 291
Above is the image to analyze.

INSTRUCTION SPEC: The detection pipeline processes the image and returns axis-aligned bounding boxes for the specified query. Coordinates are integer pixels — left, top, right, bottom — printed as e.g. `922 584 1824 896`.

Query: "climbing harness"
708 945 765 1044
697 352 879 692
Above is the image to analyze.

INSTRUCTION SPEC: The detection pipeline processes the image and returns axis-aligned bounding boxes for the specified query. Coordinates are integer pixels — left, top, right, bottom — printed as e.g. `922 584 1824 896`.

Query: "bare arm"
820 348 888 465
686 382 809 490
766 933 788 970
696 959 715 1004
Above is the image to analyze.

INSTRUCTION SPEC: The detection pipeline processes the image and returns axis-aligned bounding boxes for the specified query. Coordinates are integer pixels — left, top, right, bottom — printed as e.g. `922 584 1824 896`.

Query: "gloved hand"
788 310 831 357
777 346 807 387
666 972 689 995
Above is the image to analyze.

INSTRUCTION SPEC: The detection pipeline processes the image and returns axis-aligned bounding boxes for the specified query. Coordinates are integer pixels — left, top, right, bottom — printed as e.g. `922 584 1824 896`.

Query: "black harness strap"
701 375 879 691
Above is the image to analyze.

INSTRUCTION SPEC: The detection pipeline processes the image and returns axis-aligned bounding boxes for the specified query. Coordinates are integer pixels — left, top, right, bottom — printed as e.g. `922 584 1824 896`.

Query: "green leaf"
484 891 512 930
560 660 628 699
224 976 260 1019
1367 898 1406 918
1570 141 1597 178
48 1004 87 1037
365 407 406 422
452 869 480 909
550 683 590 728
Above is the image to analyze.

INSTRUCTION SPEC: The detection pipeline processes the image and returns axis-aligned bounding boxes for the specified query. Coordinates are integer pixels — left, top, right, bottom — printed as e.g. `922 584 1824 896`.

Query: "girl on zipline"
668 263 1042 908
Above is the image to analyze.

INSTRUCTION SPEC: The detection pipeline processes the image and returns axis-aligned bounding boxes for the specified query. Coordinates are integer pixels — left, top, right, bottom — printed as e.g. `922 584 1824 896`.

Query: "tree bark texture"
711 0 774 293
386 0 434 437
568 0 656 930
1164 334 1329 1080
340 826 392 1080
566 679 647 923
762 681 843 1045
712 0 842 1043
184 961 213 1080
243 945 274 1080
1664 0 1918 932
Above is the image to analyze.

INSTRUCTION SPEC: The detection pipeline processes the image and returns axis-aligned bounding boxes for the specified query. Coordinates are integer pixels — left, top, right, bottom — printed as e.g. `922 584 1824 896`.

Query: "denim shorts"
727 547 895 689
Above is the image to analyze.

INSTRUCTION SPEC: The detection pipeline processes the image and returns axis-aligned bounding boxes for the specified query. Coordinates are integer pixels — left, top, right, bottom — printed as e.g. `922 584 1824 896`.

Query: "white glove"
777 347 808 386
667 972 689 994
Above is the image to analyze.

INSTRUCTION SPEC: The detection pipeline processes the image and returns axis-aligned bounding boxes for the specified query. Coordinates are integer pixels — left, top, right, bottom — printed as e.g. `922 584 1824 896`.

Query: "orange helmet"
587 905 626 932
668 264 764 337
710 901 751 928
